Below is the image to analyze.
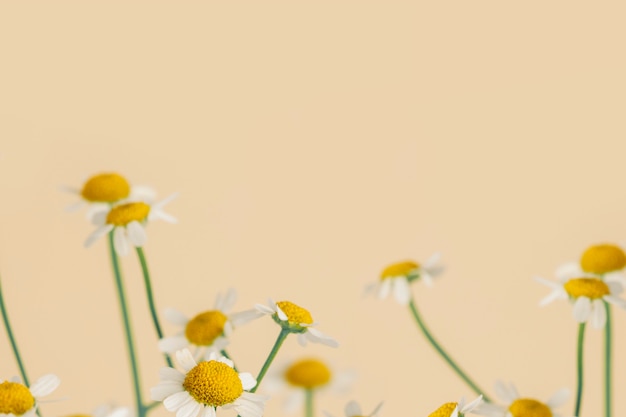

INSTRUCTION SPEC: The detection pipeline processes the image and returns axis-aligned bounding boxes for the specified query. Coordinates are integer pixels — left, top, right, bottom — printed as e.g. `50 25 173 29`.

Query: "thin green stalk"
604 302 612 417
408 298 492 402
109 233 145 417
574 322 586 417
305 388 314 417
135 247 173 368
250 329 289 393
0 274 31 387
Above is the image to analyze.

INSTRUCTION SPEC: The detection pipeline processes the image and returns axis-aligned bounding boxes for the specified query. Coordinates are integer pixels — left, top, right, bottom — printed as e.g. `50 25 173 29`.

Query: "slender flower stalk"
109 232 146 417
574 322 586 417
250 328 290 393
305 388 314 417
135 246 173 368
0 273 31 387
408 297 491 402
604 301 612 417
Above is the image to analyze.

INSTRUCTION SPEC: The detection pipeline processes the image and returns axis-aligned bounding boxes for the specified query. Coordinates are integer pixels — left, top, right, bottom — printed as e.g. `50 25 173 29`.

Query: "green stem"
135 247 173 368
109 233 145 417
574 322 586 417
604 302 612 417
250 328 289 393
0 274 31 387
408 298 492 402
305 388 314 417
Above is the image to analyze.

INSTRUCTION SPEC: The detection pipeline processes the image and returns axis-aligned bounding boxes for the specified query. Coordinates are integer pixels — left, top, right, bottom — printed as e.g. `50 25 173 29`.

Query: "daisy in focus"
159 289 244 361
324 400 383 417
0 374 60 417
427 396 482 417
151 349 267 417
84 193 177 256
365 253 443 305
556 243 626 285
475 381 568 417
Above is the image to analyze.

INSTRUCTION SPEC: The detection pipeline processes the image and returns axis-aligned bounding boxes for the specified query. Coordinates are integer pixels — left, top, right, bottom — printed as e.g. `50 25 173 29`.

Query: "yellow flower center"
508 398 552 417
276 301 314 325
380 261 419 280
284 358 332 388
185 311 228 346
80 173 131 203
0 381 35 415
183 360 243 407
564 278 610 299
580 244 626 274
428 402 457 417
106 202 151 226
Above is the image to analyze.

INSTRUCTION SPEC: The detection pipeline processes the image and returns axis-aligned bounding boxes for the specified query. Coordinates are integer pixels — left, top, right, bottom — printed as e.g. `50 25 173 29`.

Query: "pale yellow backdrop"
1 2 625 417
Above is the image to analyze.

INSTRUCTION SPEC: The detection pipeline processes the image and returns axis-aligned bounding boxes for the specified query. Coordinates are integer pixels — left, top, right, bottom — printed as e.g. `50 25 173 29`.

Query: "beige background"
1 2 625 416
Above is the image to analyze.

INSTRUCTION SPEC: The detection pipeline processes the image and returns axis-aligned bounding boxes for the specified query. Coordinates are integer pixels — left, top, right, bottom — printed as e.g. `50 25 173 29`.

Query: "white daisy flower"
427 395 482 417
324 400 383 417
536 275 626 329
365 253 443 305
234 299 338 348
159 289 246 362
556 243 626 285
0 374 60 417
475 381 569 417
151 349 267 417
84 193 177 256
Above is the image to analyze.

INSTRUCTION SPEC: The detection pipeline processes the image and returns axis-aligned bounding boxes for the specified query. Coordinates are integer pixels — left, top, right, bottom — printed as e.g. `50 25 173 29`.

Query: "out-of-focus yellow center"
564 278 610 299
106 202 150 226
276 301 314 325
185 310 228 346
284 358 332 388
508 398 552 417
427 402 457 417
80 173 130 203
580 244 626 274
183 361 243 407
380 261 419 280
0 381 35 415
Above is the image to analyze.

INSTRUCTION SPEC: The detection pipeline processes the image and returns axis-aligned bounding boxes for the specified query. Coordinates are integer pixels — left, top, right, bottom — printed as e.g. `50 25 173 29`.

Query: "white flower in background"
365 253 443 305
426 396 482 417
65 404 133 417
151 349 267 417
476 381 568 417
0 374 60 417
324 400 383 417
556 243 626 285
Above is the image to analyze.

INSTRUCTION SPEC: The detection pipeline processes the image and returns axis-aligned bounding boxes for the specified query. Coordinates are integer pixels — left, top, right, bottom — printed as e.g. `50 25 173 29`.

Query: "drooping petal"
590 299 607 329
392 278 411 305
306 327 339 348
84 225 114 248
546 388 569 408
176 349 198 372
126 221 147 246
378 279 391 299
572 297 592 323
238 372 257 390
29 374 60 397
113 226 130 256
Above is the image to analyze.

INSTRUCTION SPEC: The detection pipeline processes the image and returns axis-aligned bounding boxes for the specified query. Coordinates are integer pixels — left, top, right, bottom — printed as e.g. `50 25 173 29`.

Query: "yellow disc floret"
185 311 228 346
0 381 35 415
380 261 419 280
183 361 243 407
284 358 332 388
508 398 552 417
276 301 314 325
580 244 626 274
428 402 457 417
106 202 150 226
564 278 610 299
80 173 131 203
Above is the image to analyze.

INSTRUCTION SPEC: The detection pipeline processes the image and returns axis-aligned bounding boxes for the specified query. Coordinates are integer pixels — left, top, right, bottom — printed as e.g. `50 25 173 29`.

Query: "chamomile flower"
556 243 626 285
237 299 338 347
365 253 443 305
428 396 482 417
159 289 244 361
536 275 626 328
151 349 267 417
324 400 383 417
0 374 60 417
475 382 569 417
84 194 177 256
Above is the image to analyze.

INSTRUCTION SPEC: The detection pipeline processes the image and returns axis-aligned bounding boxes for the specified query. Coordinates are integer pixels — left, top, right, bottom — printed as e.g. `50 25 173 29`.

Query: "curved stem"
135 247 173 368
408 298 492 402
0 274 31 387
604 302 612 417
305 388 314 417
574 322 586 417
250 329 289 393
109 233 145 417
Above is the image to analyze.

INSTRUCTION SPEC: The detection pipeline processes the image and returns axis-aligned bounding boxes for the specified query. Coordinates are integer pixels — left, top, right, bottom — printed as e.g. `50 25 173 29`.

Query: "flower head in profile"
556 243 626 285
475 381 568 417
159 289 245 361
365 253 443 305
151 349 267 417
84 193 177 255
427 396 482 417
324 400 383 417
0 374 60 417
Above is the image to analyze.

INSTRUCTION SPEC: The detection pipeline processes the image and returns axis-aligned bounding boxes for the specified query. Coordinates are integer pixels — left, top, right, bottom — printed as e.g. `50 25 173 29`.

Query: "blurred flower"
365 253 443 305
475 381 567 417
64 404 132 417
324 400 383 417
0 374 60 417
427 396 482 417
556 243 626 285
151 349 267 417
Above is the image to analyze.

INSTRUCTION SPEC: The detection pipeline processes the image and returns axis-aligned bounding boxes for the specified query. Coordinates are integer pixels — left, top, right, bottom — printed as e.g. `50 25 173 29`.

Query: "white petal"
176 349 198 372
238 373 257 390
113 226 130 256
546 388 569 408
421 271 435 286
254 304 276 315
275 304 288 321
230 309 264 326
177 400 202 417
572 297 592 323
461 395 483 413
126 221 147 246
217 356 235 368
29 374 60 397
607 281 623 294
283 391 304 413
164 308 190 326
159 336 190 353
494 380 517 403
130 185 157 202
297 333 308 347
108 407 131 417
591 299 607 329
424 252 442 269
539 289 566 307
151 382 184 401
604 295 626 309
164 391 192 411
200 407 216 417
555 262 581 280
150 209 178 224
345 401 362 417
306 327 339 347
159 367 186 383
378 279 391 299
91 210 108 226
84 225 114 248
218 288 238 312
392 278 411 305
